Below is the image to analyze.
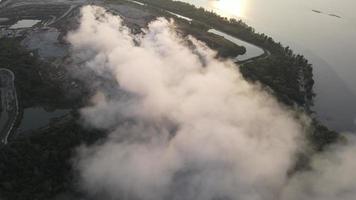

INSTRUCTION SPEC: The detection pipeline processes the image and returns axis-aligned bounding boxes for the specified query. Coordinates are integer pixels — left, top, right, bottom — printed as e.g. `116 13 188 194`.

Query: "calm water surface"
182 0 356 132
208 29 264 61
18 107 69 132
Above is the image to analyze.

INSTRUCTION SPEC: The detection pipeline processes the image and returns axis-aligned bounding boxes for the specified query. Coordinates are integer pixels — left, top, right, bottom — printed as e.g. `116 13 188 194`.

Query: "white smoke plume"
281 134 356 200
67 5 356 200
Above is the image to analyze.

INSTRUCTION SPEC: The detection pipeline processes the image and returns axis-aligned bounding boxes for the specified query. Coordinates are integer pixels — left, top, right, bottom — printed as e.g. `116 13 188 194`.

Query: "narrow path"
0 68 19 145
47 5 77 26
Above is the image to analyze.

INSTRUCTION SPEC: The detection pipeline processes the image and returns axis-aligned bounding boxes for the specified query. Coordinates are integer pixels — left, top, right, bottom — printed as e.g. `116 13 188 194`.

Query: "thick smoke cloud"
67 6 356 200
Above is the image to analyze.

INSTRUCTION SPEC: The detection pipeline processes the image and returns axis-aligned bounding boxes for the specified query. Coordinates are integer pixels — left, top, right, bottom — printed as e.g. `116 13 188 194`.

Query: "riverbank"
179 0 356 132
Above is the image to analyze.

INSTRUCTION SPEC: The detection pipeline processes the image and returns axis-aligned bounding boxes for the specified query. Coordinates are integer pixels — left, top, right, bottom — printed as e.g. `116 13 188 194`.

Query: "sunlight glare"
211 0 246 18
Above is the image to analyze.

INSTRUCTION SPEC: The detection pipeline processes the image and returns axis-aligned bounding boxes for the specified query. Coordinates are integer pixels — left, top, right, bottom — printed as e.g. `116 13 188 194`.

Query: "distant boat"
312 9 322 14
328 13 341 18
312 9 342 19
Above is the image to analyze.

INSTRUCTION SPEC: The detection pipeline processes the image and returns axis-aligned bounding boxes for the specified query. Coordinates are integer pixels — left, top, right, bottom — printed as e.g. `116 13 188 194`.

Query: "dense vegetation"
0 114 103 200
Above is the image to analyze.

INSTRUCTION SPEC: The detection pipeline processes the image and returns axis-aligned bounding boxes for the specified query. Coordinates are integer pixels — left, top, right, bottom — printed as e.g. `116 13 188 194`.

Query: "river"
181 0 356 132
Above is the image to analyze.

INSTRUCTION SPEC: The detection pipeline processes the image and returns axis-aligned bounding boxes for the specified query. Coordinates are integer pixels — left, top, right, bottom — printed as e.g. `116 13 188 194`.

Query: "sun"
210 0 246 18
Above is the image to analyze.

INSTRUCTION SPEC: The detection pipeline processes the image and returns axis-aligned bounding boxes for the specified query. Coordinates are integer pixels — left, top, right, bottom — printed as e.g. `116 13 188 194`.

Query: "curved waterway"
208 29 265 62
181 0 356 132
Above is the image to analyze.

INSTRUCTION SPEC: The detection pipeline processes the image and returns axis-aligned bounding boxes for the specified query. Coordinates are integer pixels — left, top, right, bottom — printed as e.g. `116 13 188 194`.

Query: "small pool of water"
167 11 193 22
208 29 265 61
17 107 69 132
0 18 8 22
9 19 41 29
128 0 145 6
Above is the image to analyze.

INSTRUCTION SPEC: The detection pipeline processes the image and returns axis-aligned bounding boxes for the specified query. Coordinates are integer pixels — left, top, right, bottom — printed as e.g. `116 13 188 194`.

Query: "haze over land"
68 6 356 200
